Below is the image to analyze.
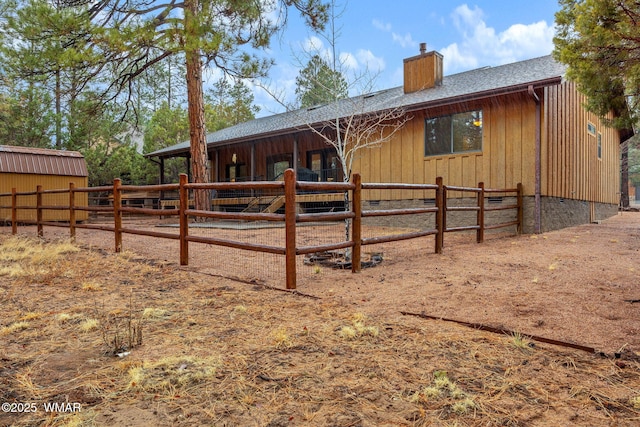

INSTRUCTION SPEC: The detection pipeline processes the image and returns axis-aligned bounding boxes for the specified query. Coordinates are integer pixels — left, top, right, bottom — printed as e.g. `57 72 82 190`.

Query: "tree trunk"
621 140 630 208
55 69 62 149
184 0 209 214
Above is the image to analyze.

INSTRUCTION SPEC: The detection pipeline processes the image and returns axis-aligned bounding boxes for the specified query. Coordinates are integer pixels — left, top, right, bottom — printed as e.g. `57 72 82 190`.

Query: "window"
587 122 596 135
425 110 483 156
267 154 292 180
225 163 247 182
306 149 341 182
597 132 602 159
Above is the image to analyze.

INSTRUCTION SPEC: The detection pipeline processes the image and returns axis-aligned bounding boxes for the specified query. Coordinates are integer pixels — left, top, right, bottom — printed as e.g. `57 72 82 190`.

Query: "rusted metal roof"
0 145 88 177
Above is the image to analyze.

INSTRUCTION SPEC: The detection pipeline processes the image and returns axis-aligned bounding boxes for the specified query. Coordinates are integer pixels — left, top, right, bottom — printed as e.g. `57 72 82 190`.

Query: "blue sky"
242 1 561 116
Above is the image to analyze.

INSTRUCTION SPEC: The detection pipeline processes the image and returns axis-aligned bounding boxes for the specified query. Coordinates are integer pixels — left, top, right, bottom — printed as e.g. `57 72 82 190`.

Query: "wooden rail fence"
0 170 522 289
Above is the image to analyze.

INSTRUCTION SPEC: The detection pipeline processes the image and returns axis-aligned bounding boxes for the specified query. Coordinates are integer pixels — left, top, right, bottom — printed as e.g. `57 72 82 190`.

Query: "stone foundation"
361 196 618 234
535 197 617 233
362 197 519 234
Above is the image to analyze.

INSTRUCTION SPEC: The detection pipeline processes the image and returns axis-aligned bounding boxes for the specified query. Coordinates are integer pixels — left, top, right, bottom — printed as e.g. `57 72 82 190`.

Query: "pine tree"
295 54 348 108
553 0 639 130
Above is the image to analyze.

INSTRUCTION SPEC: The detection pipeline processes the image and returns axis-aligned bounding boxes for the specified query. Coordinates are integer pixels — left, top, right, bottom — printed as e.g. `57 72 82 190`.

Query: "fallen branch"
400 311 601 355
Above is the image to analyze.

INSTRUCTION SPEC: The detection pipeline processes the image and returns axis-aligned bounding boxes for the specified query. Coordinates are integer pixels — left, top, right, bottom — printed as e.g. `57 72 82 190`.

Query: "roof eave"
145 75 564 159
404 77 563 113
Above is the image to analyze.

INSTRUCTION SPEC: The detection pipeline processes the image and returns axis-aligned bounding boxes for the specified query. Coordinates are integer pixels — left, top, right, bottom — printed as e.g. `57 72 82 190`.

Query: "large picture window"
425 110 483 156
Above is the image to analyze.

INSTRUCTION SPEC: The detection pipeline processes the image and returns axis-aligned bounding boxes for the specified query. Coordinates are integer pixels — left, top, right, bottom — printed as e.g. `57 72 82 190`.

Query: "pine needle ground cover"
1 229 639 426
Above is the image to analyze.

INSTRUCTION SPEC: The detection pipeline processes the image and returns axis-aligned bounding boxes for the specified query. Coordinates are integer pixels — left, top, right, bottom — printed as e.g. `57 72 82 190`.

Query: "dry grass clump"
410 370 477 416
0 236 78 278
232 304 247 315
339 312 380 340
81 281 103 291
510 331 533 351
79 318 99 332
19 311 45 321
142 307 169 319
272 326 292 349
0 236 77 263
56 312 84 324
126 356 220 393
1 321 30 335
0 263 28 277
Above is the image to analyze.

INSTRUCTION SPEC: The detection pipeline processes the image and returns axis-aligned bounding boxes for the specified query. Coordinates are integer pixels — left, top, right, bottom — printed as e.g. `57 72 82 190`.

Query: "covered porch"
147 130 346 213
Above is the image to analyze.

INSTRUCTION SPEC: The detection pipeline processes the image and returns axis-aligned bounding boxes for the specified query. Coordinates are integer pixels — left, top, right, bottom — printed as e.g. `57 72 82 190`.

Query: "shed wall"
0 173 89 222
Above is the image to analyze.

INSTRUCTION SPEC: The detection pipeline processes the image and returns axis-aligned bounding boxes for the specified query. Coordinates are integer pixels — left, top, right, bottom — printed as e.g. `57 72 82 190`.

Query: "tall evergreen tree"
553 0 639 130
554 0 639 208
206 79 260 131
295 54 348 108
2 0 328 210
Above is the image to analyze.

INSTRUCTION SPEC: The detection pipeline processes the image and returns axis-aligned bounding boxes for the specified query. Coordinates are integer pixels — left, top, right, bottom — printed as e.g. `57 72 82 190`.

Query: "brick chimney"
403 42 443 93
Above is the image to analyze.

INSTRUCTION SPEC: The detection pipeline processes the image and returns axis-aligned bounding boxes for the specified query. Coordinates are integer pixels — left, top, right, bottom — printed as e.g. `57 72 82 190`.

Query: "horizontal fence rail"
0 170 522 289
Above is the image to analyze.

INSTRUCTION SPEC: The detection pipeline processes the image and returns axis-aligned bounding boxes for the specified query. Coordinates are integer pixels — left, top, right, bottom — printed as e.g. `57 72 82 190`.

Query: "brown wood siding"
0 173 88 221
353 94 539 197
205 82 619 207
543 81 620 204
403 53 442 93
211 133 338 183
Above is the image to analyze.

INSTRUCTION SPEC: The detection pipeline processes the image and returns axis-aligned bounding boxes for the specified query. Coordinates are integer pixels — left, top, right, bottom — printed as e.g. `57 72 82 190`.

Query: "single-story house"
146 44 634 233
0 145 89 222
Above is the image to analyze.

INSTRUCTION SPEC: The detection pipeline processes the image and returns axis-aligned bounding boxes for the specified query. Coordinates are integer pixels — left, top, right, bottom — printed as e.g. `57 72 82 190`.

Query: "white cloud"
392 32 416 49
372 17 417 50
356 49 385 74
443 4 555 73
372 19 391 32
440 43 478 73
302 35 325 54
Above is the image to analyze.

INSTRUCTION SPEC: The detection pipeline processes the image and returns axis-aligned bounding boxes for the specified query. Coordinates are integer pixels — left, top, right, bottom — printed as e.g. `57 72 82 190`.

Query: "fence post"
435 177 444 254
477 182 485 243
517 183 523 234
113 178 122 252
442 185 448 238
36 185 43 238
284 168 297 289
11 188 17 235
179 174 189 266
351 173 362 273
69 182 76 241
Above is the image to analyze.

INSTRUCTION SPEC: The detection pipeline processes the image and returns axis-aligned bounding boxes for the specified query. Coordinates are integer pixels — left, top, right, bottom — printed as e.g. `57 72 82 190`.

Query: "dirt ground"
1 212 639 426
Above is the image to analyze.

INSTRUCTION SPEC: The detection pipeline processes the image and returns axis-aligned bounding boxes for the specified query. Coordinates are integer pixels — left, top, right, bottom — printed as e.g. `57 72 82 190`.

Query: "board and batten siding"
352 93 539 199
0 173 89 222
542 81 620 205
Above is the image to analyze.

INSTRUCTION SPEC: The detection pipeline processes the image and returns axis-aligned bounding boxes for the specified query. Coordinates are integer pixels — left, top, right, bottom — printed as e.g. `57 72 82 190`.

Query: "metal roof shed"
0 145 89 222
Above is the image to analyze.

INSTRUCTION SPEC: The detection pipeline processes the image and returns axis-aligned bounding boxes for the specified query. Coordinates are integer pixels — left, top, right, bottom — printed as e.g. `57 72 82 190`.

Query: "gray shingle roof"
147 55 566 158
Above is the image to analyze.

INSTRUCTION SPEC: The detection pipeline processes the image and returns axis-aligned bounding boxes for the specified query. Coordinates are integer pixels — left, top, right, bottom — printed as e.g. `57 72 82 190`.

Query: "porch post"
251 143 256 181
293 138 299 175
214 150 219 182
159 158 165 200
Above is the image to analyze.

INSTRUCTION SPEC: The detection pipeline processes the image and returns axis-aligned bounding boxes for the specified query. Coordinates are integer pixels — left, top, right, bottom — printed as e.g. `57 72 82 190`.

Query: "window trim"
266 153 293 180
424 110 483 157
